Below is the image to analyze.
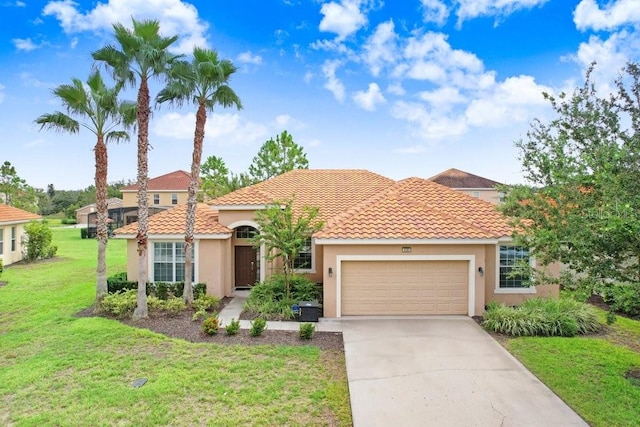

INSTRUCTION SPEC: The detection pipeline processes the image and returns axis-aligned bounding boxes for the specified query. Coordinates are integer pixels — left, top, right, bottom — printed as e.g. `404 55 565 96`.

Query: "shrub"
194 283 206 299
80 228 88 239
250 317 267 336
482 298 601 337
146 296 165 310
162 297 187 316
225 318 240 336
299 323 315 340
202 315 220 335
100 289 137 318
244 274 320 320
155 282 186 300
106 272 144 294
23 220 55 262
192 295 221 321
45 245 57 259
602 283 640 318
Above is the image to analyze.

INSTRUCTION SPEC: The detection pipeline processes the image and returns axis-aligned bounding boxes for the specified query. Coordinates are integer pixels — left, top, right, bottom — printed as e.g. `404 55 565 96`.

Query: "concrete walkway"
342 317 587 427
217 290 342 332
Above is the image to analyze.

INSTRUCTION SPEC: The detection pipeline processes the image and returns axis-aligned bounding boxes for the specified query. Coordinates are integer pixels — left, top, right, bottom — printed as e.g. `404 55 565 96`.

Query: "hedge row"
107 272 206 299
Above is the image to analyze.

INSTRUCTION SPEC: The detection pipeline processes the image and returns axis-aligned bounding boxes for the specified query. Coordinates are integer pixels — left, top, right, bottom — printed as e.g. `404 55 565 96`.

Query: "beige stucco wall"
0 223 28 266
321 244 487 318
122 191 188 208
458 189 502 205
198 239 234 297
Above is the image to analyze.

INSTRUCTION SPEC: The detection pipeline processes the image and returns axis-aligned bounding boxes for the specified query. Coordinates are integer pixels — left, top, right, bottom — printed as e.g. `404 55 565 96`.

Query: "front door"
235 246 258 288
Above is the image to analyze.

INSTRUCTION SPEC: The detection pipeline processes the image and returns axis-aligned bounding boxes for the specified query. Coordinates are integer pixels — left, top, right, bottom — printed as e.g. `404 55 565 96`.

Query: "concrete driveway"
342 317 587 427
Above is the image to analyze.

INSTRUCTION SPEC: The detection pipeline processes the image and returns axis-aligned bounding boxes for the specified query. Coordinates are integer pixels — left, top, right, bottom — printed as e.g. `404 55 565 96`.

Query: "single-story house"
0 204 41 266
429 168 504 205
114 169 558 317
76 197 123 225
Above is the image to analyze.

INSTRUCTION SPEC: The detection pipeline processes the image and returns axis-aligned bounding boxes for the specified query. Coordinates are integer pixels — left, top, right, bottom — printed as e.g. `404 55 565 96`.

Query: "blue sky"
1 0 639 190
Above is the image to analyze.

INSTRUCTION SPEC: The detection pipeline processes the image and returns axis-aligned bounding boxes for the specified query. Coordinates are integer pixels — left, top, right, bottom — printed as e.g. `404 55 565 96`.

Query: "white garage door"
341 260 469 315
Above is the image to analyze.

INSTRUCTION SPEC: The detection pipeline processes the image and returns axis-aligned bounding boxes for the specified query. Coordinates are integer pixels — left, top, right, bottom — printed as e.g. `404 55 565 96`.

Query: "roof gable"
122 170 191 192
209 169 396 222
316 178 512 240
0 204 41 224
428 168 501 189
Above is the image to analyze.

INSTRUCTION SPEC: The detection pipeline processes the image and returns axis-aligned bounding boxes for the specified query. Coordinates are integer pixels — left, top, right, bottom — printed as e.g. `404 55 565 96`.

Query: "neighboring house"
121 170 192 208
76 198 123 225
114 169 559 318
0 204 41 266
429 168 503 205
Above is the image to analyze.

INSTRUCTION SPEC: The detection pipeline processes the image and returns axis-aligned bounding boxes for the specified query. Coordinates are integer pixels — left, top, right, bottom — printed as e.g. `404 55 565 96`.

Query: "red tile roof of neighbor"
0 204 41 223
115 203 230 236
428 168 502 189
209 169 396 222
121 170 191 192
315 178 512 240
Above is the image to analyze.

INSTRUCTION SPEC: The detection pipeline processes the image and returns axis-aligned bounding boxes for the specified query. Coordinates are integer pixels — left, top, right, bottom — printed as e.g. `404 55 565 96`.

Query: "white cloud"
393 145 426 154
574 0 640 31
391 101 468 140
237 51 263 65
322 60 346 102
421 0 449 25
15 1 26 7
353 82 386 111
419 87 466 109
319 0 368 40
387 82 405 96
19 72 53 88
273 114 304 129
455 0 550 26
362 20 398 76
153 112 269 145
42 0 209 54
310 38 350 54
465 75 551 128
13 38 39 51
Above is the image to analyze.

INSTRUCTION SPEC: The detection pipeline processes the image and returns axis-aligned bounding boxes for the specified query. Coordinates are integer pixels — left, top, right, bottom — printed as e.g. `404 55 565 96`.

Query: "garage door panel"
341 260 468 316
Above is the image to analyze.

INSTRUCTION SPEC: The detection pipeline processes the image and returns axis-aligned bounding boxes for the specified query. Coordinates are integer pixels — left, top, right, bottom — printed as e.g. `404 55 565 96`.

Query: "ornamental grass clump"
482 297 601 337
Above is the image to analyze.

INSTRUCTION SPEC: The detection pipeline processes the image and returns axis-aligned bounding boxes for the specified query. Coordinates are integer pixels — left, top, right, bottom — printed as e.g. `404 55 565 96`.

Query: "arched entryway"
229 222 263 289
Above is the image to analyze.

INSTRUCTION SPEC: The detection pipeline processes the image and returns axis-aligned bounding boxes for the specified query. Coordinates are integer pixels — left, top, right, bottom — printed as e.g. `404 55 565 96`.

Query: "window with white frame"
153 194 160 205
499 245 530 288
11 227 16 252
293 237 313 270
171 193 178 205
153 242 194 282
0 227 3 255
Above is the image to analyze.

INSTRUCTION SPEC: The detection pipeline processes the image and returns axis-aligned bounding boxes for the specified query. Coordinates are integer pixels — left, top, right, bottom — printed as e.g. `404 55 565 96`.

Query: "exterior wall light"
328 267 333 277
478 266 484 277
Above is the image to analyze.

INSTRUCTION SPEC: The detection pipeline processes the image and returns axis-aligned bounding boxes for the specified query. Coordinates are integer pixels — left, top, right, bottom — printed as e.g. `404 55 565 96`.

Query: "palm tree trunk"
94 136 109 309
183 102 207 306
133 76 150 320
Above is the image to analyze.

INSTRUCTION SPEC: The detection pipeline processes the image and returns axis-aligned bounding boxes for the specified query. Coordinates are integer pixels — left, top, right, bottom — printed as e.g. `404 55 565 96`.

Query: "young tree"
93 19 179 319
0 161 38 213
248 131 309 183
200 155 252 199
250 199 324 299
501 62 640 285
157 47 242 306
35 70 135 306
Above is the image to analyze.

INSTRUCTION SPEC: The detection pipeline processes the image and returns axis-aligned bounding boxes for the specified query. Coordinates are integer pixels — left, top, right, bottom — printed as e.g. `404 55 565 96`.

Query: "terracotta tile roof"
315 178 512 240
428 168 501 189
0 204 41 223
209 169 396 222
122 170 191 192
114 203 230 236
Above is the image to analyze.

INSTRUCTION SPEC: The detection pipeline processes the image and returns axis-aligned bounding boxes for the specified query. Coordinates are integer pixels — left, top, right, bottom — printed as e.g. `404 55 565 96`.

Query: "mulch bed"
75 299 343 351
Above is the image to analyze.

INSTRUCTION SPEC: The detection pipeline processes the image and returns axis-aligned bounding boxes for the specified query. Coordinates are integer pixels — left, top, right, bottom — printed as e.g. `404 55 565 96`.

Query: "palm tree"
157 47 242 306
35 70 135 308
93 19 179 319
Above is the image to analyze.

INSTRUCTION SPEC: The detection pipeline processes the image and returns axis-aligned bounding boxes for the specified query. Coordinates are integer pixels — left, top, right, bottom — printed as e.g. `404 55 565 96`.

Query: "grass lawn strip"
0 228 351 426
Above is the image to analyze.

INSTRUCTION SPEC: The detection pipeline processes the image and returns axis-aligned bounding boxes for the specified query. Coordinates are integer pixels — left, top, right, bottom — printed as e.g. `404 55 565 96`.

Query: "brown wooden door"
235 246 258 287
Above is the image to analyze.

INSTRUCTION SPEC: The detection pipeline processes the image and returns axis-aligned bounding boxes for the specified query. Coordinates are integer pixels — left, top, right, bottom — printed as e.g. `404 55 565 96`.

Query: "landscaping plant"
202 315 220 335
299 323 315 340
192 294 220 321
244 273 319 320
249 317 267 337
225 318 240 336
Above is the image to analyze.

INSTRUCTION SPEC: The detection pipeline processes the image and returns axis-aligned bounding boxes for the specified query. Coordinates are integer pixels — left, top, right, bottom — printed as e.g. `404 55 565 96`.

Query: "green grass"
0 228 351 426
505 314 640 427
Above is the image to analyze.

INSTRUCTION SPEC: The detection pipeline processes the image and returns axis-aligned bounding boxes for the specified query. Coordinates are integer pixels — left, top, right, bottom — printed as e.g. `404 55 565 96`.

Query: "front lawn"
504 310 640 427
0 228 351 426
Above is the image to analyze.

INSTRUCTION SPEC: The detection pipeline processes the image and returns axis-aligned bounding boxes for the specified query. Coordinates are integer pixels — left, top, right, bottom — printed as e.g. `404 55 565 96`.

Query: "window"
235 226 257 239
499 246 530 288
152 194 160 205
11 227 16 252
171 193 178 205
153 242 194 282
293 237 313 270
472 191 480 198
0 228 3 255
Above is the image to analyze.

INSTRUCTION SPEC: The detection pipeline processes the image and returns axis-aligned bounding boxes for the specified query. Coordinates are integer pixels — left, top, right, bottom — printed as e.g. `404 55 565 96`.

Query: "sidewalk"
217 290 342 332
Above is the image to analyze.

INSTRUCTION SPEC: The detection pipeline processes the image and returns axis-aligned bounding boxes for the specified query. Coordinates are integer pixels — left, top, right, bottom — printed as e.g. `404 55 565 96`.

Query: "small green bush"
194 283 206 298
45 245 57 259
482 298 601 337
80 228 88 239
299 323 315 340
250 317 267 337
604 283 640 318
192 295 221 321
162 297 187 316
23 220 55 262
106 272 148 294
100 289 137 318
202 315 220 335
225 318 240 336
146 296 164 310
244 274 320 320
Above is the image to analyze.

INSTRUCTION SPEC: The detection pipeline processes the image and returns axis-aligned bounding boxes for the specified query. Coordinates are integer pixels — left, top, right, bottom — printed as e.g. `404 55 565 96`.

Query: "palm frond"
34 112 79 133
106 130 130 143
